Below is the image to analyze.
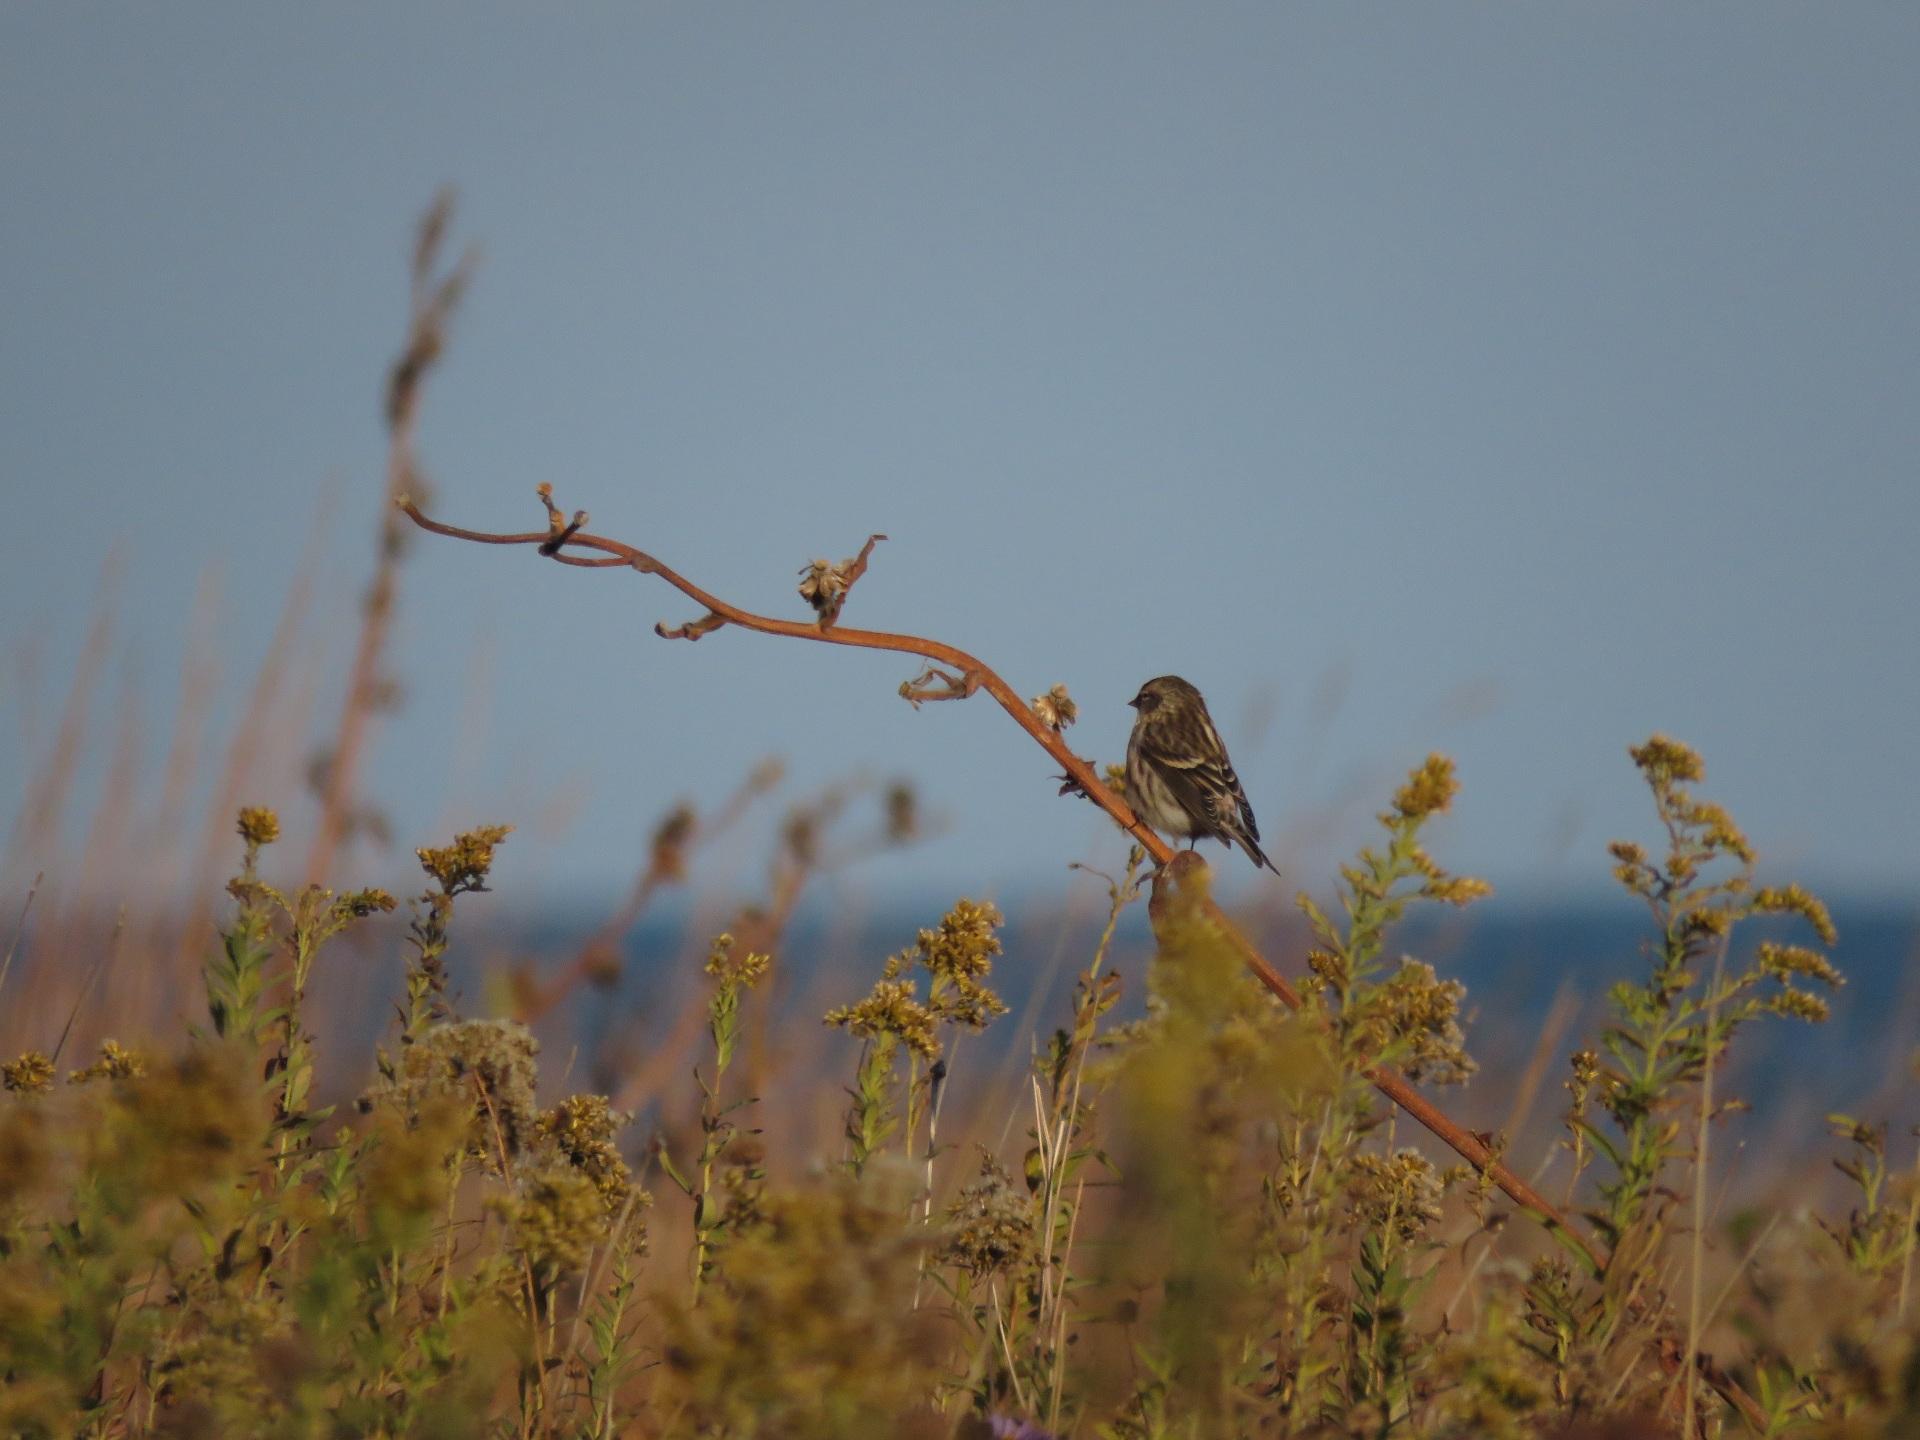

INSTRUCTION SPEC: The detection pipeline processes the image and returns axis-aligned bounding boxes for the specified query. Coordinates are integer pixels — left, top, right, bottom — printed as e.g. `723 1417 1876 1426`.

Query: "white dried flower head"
1030 684 1078 731
797 558 848 617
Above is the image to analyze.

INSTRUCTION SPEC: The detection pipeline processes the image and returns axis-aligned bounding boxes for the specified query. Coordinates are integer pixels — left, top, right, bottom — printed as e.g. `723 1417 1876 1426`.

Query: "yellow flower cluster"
1756 942 1844 990
236 806 281 847
825 979 940 1060
915 898 1003 982
1608 840 1652 891
2 1051 55 1094
1628 733 1705 786
1347 1148 1447 1242
416 823 513 895
538 1093 638 1215
498 1165 606 1276
68 1040 146 1084
1391 753 1460 821
337 888 399 920
703 933 771 989
1373 960 1476 1085
1405 836 1492 907
1751 883 1839 946
830 899 1010 1057
1675 796 1754 867
1768 988 1832 1023
914 899 1010 1029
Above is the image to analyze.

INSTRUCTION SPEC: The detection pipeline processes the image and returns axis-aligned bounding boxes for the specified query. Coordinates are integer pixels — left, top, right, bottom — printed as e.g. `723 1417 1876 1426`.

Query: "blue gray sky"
3 5 1916 909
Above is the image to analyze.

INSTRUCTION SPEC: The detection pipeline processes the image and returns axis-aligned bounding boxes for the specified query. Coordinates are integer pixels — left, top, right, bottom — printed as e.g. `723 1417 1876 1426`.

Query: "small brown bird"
1125 675 1278 873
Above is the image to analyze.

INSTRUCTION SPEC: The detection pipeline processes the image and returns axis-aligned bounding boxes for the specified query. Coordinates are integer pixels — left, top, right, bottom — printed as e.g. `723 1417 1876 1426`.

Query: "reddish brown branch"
394 488 1572 1219
403 496 1487 1113
398 484 1766 1427
397 489 1161 852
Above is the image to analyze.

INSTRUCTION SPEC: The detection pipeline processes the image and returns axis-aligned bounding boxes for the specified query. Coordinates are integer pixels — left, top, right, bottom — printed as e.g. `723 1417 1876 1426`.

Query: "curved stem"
399 490 1774 1428
398 492 1595 1255
411 497 1557 1172
400 496 1161 848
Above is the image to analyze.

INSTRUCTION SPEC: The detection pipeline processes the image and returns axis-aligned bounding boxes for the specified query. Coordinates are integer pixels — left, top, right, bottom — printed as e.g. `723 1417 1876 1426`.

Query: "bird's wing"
1133 735 1215 826
1136 728 1260 843
1138 732 1278 873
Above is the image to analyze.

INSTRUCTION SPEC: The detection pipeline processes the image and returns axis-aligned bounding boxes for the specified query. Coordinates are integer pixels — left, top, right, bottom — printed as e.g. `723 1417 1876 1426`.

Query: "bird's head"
1129 675 1200 715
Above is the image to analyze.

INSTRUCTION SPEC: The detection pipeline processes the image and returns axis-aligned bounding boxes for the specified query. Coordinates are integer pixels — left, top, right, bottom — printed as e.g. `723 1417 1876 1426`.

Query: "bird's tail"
1243 835 1281 876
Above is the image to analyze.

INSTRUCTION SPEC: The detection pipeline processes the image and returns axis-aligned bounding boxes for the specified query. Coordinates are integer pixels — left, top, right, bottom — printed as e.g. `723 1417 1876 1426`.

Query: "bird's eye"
1136 694 1157 712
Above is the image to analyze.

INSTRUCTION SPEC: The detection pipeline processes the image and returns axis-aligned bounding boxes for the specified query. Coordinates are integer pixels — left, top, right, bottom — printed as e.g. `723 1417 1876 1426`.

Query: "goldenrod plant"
0 737 1915 1438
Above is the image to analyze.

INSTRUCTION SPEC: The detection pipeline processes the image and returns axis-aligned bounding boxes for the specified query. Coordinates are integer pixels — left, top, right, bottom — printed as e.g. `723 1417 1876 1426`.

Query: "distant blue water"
1373 900 1919 1128
511 893 1918 1138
